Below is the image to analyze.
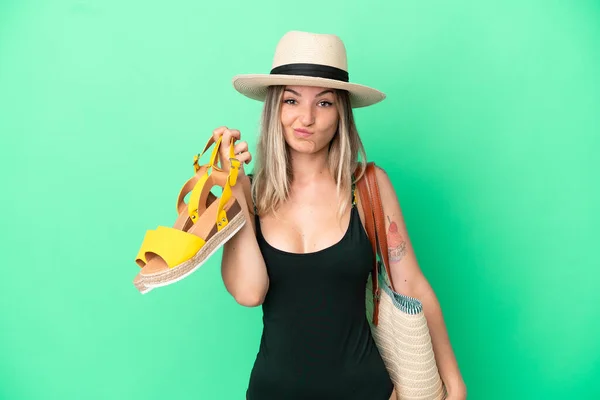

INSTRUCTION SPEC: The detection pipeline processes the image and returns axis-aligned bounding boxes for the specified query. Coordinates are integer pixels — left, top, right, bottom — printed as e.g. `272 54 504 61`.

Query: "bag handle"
356 162 397 326
356 163 379 325
366 163 397 291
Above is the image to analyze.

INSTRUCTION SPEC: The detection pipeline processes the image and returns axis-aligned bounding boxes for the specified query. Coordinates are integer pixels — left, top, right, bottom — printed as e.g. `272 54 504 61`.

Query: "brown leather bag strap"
365 163 396 292
356 162 381 325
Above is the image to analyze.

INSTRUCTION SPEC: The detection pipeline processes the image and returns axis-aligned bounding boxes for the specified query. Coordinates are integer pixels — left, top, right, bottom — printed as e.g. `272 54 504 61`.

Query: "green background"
1 0 599 399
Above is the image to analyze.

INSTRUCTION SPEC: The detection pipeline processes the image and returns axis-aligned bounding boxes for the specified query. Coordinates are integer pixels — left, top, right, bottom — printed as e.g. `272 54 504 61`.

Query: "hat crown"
271 31 348 72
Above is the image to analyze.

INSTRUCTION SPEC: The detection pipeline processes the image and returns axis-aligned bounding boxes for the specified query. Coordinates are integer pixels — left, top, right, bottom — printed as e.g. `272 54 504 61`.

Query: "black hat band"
270 63 349 82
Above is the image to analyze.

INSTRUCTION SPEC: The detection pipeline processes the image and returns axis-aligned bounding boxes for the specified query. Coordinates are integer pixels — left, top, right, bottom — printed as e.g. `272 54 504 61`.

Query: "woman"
215 31 466 400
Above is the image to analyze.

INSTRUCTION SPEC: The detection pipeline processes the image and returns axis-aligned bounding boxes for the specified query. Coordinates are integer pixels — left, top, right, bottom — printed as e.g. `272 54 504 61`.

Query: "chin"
286 140 318 154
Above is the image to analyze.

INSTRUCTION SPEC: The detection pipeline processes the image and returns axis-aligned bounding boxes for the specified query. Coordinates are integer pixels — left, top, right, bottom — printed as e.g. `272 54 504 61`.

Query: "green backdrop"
1 1 599 399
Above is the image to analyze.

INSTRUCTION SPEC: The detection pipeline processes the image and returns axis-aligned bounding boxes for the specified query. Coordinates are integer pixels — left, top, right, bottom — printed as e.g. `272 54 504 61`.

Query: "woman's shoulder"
375 165 398 195
373 164 390 184
360 162 394 193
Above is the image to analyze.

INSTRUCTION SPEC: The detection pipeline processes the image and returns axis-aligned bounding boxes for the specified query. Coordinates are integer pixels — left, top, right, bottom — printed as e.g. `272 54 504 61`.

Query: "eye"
318 101 333 107
283 98 297 105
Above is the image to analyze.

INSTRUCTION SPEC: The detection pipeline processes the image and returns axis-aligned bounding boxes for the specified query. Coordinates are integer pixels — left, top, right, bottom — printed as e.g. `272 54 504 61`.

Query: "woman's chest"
260 203 352 255
258 208 373 288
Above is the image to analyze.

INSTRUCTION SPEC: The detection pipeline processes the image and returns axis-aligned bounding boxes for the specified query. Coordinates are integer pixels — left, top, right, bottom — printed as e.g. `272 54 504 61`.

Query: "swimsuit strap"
351 173 357 208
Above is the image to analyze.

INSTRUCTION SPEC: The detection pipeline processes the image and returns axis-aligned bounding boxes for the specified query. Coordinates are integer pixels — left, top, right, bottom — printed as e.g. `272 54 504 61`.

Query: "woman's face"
280 85 339 154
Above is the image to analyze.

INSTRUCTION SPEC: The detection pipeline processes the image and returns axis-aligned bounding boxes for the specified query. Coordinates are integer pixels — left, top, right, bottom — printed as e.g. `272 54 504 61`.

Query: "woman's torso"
245 176 394 400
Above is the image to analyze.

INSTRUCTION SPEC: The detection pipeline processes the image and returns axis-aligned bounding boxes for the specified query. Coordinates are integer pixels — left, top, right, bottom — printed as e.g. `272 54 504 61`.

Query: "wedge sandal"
132 135 225 293
136 136 248 289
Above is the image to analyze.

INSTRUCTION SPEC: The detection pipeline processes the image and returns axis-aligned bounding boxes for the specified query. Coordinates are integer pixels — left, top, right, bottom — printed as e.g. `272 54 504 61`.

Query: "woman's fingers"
222 128 241 145
212 127 241 143
212 126 228 141
234 141 249 155
212 128 244 170
236 151 252 165
211 127 251 167
233 141 251 164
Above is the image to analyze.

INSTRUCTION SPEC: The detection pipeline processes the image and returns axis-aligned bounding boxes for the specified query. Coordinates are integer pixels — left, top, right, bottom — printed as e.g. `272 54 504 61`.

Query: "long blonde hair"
251 85 367 219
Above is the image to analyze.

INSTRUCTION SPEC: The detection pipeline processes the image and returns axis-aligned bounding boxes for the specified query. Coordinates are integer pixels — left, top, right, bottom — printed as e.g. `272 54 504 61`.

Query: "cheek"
280 106 296 126
320 110 339 132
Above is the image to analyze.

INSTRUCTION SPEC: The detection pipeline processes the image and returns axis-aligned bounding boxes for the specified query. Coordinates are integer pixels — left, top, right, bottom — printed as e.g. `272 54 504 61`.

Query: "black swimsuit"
246 181 394 400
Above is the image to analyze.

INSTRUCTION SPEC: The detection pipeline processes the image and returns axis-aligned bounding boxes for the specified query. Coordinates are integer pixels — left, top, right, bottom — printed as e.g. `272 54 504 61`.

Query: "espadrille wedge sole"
140 207 245 288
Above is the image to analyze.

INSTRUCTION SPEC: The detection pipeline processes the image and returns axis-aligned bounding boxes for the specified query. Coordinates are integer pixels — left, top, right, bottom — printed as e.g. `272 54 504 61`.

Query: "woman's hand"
212 126 253 173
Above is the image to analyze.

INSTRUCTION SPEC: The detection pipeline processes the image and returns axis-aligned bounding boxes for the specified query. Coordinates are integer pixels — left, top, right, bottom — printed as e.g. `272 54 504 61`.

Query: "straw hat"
232 31 386 108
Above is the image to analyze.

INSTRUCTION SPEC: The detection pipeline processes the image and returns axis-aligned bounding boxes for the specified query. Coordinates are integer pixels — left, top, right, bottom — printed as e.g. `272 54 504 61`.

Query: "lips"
293 128 313 138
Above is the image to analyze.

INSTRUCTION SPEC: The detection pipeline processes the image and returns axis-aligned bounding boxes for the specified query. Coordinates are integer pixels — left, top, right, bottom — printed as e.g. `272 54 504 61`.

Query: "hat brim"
232 74 386 108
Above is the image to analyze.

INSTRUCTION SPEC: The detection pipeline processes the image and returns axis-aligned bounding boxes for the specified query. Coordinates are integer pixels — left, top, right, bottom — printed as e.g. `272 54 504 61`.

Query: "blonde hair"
251 85 367 220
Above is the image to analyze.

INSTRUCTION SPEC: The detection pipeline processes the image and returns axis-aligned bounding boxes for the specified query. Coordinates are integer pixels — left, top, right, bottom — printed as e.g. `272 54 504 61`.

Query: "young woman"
216 31 466 400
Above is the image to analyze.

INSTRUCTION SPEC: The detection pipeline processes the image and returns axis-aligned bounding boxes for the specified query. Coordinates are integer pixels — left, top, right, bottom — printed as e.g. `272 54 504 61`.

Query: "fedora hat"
232 31 386 108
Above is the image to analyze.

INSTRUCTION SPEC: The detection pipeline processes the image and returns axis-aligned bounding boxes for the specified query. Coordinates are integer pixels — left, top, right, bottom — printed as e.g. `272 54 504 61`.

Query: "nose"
299 103 315 126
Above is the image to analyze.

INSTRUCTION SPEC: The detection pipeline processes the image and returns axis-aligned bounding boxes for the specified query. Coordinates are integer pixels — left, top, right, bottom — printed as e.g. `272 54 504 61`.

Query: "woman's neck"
288 147 331 185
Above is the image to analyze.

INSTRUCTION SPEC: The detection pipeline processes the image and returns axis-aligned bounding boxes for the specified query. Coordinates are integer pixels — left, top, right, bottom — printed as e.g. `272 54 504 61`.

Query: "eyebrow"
284 88 334 97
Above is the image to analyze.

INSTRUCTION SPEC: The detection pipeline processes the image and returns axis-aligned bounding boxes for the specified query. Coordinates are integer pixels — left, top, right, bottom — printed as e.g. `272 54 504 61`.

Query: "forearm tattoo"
387 216 407 263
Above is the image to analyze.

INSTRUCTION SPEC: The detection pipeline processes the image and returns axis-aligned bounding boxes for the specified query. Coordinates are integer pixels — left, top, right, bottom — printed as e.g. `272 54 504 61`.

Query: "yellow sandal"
135 136 248 290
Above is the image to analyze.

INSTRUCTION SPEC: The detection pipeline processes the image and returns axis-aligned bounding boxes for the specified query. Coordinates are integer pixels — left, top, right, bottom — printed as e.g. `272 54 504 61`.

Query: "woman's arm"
375 167 467 399
214 127 269 307
220 177 270 307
